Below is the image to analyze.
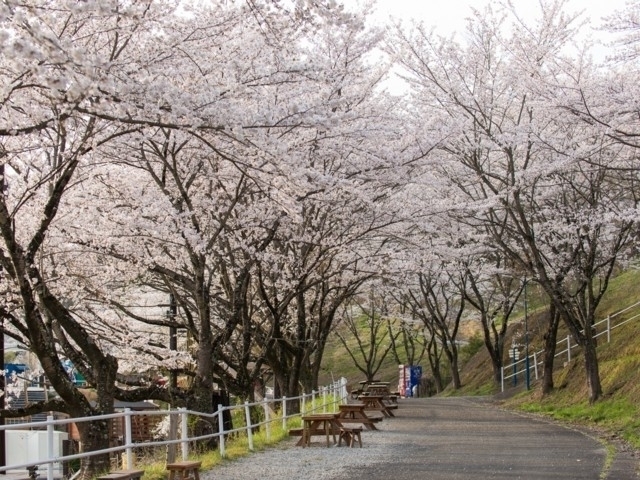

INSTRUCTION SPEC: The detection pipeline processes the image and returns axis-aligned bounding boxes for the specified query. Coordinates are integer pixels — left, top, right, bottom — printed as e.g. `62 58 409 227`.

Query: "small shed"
68 400 161 444
112 400 161 444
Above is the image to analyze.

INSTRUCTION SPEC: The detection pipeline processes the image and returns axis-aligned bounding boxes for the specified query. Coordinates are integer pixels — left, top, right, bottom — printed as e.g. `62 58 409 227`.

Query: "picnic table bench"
166 461 201 480
97 470 144 480
358 394 396 417
290 413 343 447
338 403 382 430
338 426 363 447
352 379 383 399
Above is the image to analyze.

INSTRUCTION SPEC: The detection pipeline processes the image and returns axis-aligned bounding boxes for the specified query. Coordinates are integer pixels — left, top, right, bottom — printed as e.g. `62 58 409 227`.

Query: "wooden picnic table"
366 384 391 396
338 403 381 430
297 413 343 447
358 394 396 418
358 379 381 385
361 382 399 404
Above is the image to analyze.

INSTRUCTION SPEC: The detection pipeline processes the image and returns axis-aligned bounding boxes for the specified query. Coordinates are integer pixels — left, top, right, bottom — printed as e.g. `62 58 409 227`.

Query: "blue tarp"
3 363 28 383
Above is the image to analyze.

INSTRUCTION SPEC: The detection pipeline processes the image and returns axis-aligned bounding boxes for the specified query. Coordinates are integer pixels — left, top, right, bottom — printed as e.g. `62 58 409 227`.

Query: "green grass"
517 397 640 448
390 267 640 450
134 396 342 479
137 415 297 480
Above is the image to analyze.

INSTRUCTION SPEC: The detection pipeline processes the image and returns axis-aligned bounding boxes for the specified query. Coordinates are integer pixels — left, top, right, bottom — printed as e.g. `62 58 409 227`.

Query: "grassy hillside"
321 268 640 446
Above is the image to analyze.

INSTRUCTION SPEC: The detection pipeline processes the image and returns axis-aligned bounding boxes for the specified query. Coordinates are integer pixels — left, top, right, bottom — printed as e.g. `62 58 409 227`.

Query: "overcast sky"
372 0 630 37
368 0 631 93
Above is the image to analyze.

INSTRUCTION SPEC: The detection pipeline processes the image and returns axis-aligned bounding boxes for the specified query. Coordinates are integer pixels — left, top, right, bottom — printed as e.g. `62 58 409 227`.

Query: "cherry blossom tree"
390 0 639 403
335 287 398 383
3 0 401 427
0 0 191 473
1 0 400 468
461 254 525 385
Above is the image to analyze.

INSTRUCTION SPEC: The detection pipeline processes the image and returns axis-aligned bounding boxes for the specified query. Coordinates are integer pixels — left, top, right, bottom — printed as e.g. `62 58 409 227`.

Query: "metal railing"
501 300 640 391
0 378 349 478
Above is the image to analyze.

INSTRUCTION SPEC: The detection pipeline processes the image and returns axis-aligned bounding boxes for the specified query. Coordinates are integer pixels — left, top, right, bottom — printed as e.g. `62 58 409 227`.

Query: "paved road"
339 397 636 480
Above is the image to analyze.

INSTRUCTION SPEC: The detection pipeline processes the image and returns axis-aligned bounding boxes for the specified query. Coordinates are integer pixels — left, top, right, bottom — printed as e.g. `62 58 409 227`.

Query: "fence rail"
0 378 349 479
501 300 640 391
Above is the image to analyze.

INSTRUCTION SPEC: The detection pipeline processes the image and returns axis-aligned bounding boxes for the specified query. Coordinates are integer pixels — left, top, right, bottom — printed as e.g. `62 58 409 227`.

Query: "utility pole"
524 278 530 390
0 319 5 473
0 164 6 471
168 293 178 391
167 293 178 463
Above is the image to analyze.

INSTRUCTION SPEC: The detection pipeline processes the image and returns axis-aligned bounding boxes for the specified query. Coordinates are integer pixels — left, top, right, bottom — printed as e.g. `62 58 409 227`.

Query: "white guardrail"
0 378 349 479
501 300 640 392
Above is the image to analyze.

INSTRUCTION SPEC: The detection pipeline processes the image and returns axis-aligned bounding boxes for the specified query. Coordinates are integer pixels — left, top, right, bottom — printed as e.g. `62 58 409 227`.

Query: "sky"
369 0 632 93
372 0 630 40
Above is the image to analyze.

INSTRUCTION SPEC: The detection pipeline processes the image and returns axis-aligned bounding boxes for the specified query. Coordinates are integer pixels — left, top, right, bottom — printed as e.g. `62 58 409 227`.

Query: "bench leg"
339 428 363 447
338 429 351 447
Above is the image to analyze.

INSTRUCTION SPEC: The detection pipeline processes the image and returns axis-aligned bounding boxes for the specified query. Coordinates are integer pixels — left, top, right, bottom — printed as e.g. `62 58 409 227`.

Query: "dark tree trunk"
541 304 561 395
427 337 444 393
448 352 462 390
76 418 112 478
583 337 602 404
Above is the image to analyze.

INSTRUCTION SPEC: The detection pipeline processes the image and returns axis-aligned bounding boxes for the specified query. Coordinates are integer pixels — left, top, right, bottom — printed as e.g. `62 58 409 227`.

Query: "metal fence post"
180 407 188 460
218 404 226 457
567 335 571 362
244 401 254 451
323 387 327 413
533 351 539 380
501 366 505 392
124 408 133 468
341 377 348 404
47 415 54 480
607 314 611 343
282 396 287 431
263 398 271 441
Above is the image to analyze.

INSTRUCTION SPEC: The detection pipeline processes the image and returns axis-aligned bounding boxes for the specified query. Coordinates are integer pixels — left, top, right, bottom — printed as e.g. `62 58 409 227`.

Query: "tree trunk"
560 312 603 403
77 418 112 478
541 304 561 395
488 345 503 385
427 338 444 392
583 337 602 403
449 355 462 390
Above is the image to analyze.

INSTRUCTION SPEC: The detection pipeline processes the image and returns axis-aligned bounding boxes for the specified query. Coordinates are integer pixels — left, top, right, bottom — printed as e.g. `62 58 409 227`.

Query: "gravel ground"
199 420 399 480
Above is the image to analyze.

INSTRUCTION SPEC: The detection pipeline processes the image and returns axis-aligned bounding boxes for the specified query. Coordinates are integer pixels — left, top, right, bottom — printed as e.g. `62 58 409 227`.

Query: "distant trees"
335 289 398 382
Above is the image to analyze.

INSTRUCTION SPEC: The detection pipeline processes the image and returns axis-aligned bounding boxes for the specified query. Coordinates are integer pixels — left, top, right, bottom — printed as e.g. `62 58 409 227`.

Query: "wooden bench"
289 427 304 436
288 427 337 437
97 470 145 480
338 426 363 448
166 461 201 480
350 389 364 399
339 415 383 423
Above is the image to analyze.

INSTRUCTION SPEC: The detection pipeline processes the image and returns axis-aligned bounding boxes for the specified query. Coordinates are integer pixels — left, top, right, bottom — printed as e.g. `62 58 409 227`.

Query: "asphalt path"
339 397 638 480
